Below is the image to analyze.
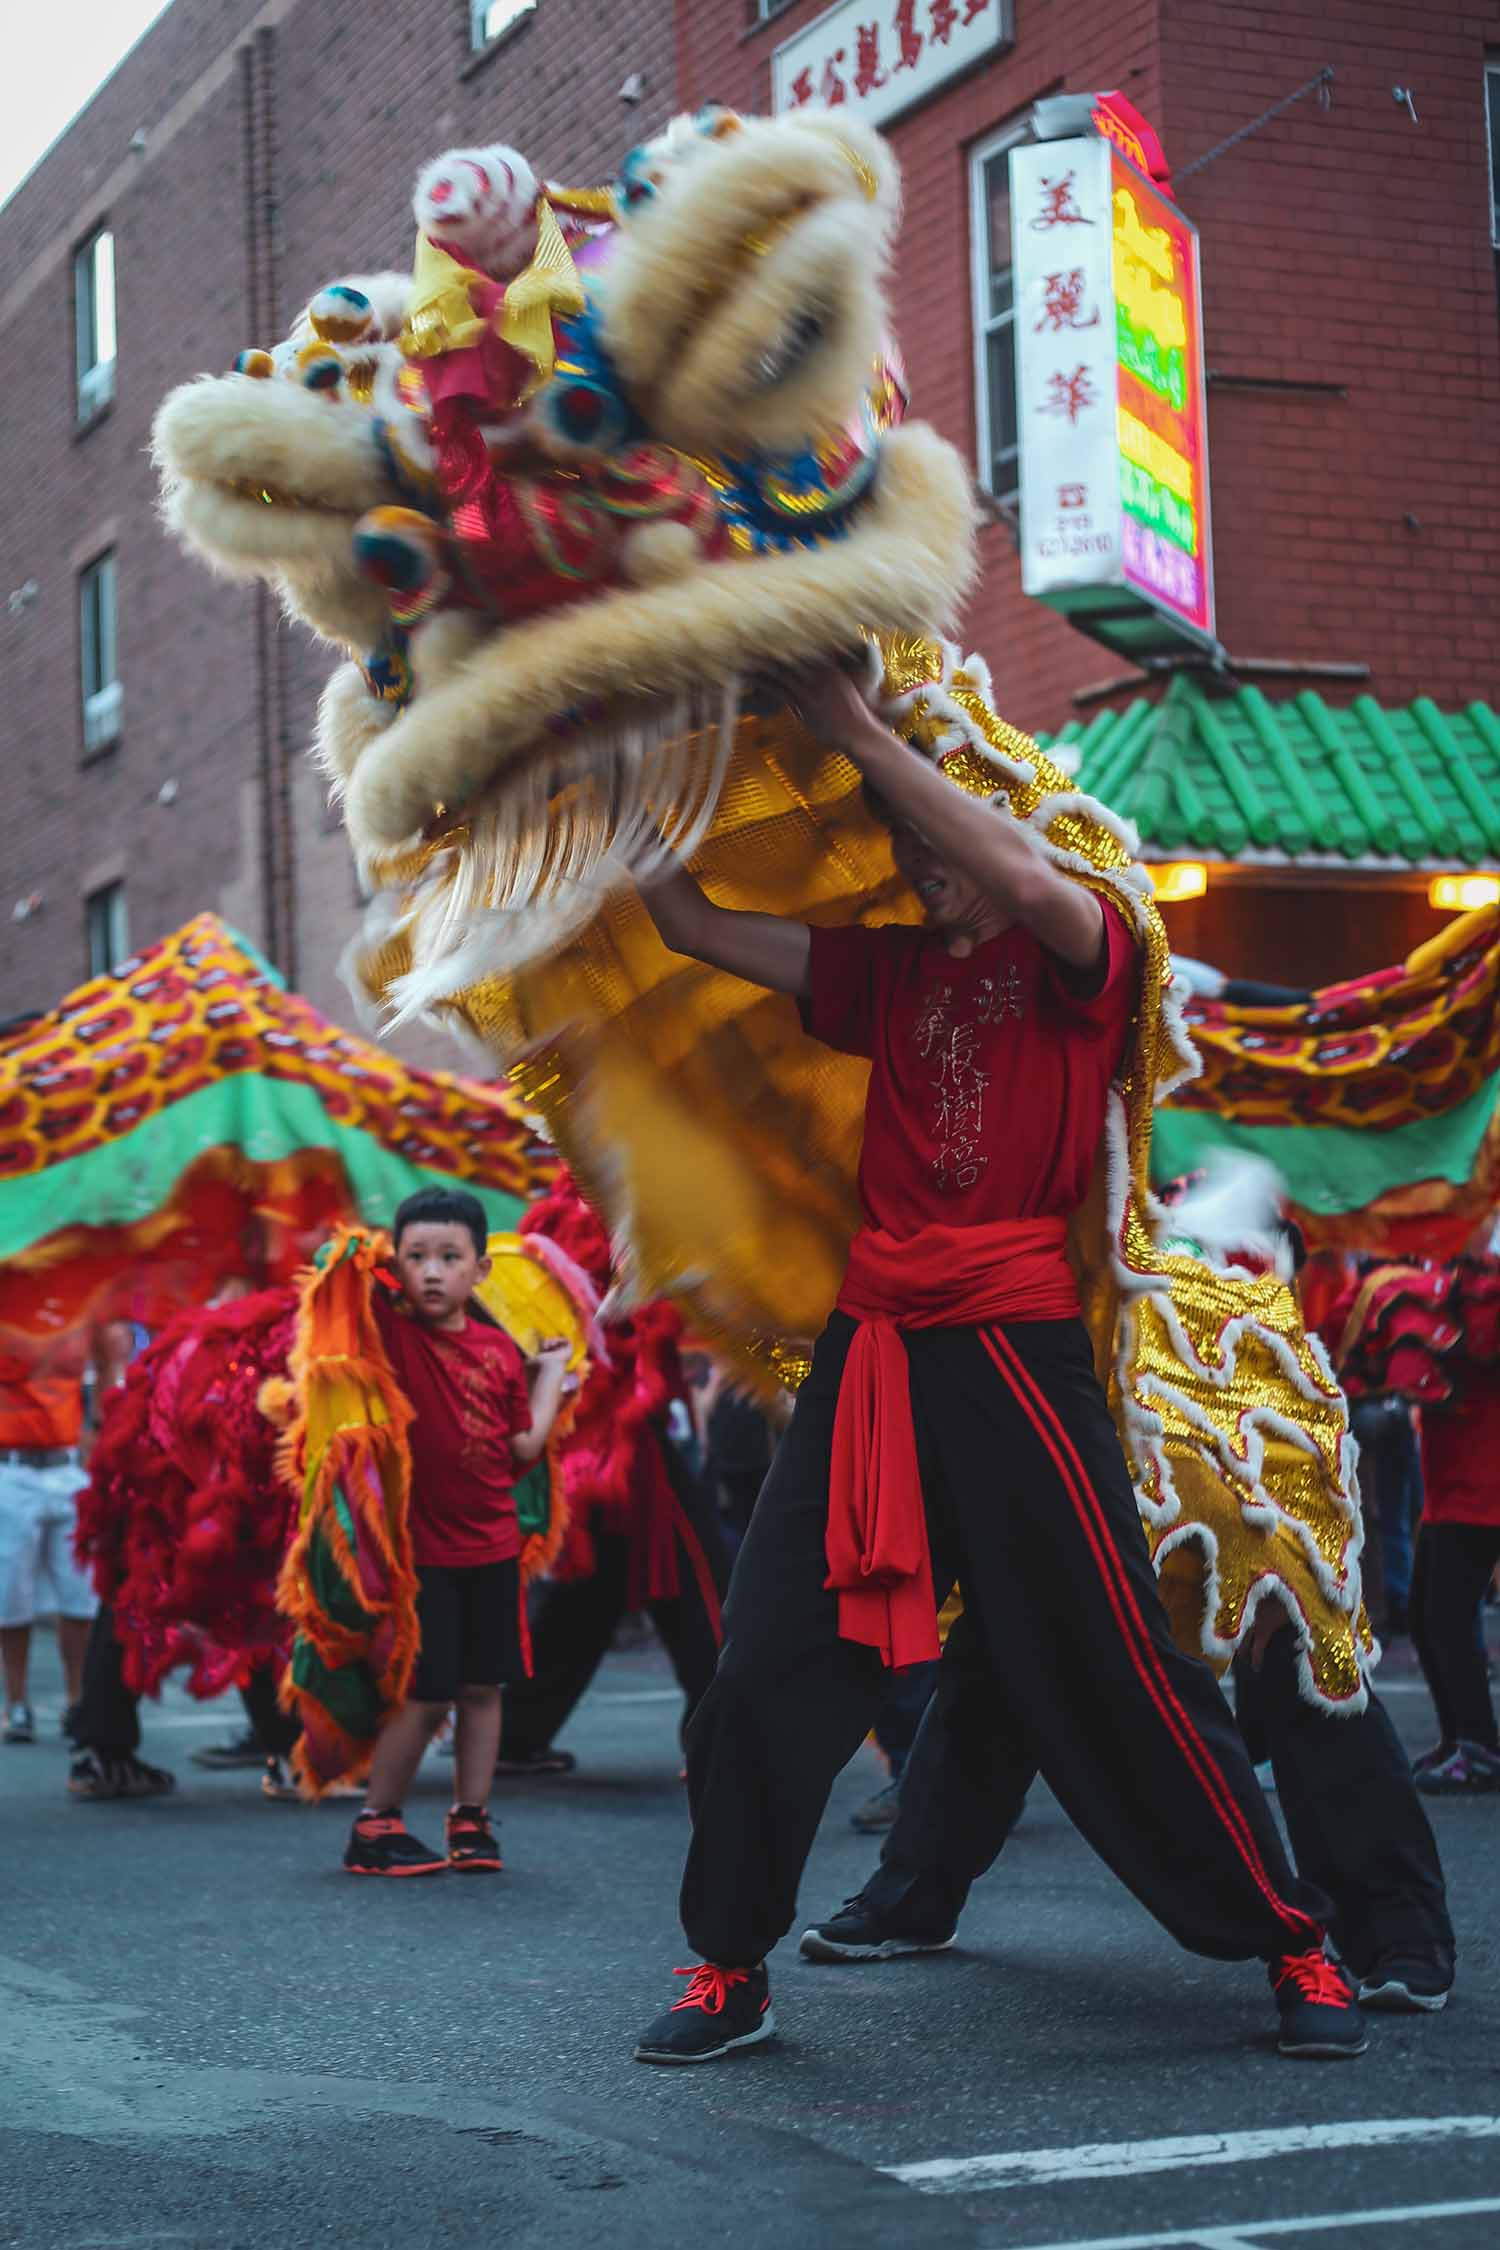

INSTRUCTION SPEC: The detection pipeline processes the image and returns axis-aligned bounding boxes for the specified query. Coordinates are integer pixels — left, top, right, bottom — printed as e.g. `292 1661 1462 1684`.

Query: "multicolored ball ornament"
309 285 375 345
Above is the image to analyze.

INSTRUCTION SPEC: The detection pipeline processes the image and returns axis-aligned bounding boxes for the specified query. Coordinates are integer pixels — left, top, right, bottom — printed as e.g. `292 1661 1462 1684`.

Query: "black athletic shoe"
634 1963 774 2063
190 1728 264 1770
67 1749 176 1799
493 1745 577 1776
1357 1954 1454 2013
446 1803 504 1871
1414 1740 1500 1794
342 1810 448 1876
799 1889 955 1963
1270 1949 1367 2058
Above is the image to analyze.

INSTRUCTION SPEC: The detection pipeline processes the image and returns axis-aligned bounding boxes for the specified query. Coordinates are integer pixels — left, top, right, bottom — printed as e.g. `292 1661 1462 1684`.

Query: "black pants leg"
1412 1523 1500 1748
645 1434 730 1736
72 1605 141 1756
506 1441 729 1756
863 1604 1033 1932
681 1320 892 1965
503 1517 629 1755
681 1315 1326 1967
1248 1628 1454 1976
240 1660 301 1758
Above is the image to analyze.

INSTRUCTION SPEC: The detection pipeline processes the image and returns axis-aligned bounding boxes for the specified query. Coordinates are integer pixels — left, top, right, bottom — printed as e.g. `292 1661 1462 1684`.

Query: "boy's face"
394 1222 488 1329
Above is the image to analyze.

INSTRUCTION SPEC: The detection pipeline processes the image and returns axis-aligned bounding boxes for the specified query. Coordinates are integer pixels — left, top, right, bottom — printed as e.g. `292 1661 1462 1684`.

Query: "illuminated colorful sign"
1011 135 1215 651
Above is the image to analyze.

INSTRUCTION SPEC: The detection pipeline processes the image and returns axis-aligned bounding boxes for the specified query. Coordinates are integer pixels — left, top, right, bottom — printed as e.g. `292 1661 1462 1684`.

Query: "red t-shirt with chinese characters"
373 1294 532 1567
800 902 1138 1235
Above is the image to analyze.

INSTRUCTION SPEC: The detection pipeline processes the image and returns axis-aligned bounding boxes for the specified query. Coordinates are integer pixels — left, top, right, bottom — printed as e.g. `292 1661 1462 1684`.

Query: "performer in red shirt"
632 669 1365 2065
342 1188 571 1877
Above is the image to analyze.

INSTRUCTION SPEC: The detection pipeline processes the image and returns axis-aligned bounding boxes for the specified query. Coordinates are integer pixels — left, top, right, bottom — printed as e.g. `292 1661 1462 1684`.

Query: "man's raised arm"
640 863 813 1000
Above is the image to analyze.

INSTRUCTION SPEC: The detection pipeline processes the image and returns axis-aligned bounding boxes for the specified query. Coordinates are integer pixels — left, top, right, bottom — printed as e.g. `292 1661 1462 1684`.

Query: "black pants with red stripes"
679 1313 1329 1969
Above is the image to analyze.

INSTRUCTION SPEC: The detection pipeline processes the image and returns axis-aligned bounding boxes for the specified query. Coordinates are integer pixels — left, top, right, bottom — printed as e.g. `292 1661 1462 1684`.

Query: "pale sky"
0 0 176 211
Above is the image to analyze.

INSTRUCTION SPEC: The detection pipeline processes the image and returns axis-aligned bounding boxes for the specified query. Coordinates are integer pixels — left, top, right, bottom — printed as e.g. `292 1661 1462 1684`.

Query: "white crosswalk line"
998 2198 1500 2250
884 2115 1500 2195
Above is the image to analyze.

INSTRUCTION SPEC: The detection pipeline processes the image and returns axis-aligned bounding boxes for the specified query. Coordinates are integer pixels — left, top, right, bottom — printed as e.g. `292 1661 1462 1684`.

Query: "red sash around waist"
825 1218 1079 1669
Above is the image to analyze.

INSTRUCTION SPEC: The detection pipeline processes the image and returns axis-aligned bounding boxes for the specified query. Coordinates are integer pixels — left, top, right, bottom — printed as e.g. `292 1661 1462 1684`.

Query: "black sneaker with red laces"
633 1962 775 2064
1270 1949 1367 2058
342 1809 448 1876
446 1803 503 1871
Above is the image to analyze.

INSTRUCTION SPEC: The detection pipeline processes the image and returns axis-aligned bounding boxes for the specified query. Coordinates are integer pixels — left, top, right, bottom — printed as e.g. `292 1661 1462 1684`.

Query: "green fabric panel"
1151 1076 1500 1214
290 1631 380 1741
0 1071 526 1261
305 1504 372 1634
513 1460 552 1540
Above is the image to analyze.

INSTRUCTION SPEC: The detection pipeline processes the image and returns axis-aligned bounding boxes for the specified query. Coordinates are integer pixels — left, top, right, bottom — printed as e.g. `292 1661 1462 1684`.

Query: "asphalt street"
3 1626 1498 2250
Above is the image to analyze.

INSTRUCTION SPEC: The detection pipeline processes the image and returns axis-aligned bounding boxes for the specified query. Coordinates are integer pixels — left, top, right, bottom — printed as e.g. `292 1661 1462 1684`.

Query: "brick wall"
1161 0 1500 709
0 0 676 1041
685 0 1500 733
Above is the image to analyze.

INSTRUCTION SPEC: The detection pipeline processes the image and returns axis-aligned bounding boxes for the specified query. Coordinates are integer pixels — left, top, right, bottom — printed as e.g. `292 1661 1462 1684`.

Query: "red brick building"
2 0 1498 1029
0 0 675 1042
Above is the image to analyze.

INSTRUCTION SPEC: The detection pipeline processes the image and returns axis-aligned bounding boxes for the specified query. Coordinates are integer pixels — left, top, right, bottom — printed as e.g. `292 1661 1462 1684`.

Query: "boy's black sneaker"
1357 1954 1454 2013
446 1804 503 1871
634 1963 774 2063
1270 1949 1367 2057
800 1889 955 1963
342 1809 448 1876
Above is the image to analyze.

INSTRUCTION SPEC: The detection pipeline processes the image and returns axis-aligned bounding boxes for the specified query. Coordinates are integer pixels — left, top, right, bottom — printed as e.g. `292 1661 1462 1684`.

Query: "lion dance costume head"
156 108 1374 1712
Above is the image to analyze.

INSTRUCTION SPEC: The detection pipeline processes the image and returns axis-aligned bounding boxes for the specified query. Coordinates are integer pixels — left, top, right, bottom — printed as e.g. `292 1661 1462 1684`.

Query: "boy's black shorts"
410 1559 523 1702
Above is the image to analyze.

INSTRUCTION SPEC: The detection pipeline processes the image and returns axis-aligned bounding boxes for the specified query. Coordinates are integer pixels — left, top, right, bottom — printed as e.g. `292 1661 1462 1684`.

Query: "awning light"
1150 861 1208 903
1429 874 1500 913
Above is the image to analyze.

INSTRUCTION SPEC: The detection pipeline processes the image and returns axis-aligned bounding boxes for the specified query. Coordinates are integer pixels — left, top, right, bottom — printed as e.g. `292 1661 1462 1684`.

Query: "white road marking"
999 2198 1500 2250
885 2116 1500 2195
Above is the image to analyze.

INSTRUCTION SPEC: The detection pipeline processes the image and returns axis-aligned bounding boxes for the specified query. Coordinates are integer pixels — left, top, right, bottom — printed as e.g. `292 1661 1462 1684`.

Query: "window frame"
79 549 122 759
968 119 1029 507
748 0 796 25
74 226 116 425
1486 61 1500 250
85 882 129 981
468 0 536 51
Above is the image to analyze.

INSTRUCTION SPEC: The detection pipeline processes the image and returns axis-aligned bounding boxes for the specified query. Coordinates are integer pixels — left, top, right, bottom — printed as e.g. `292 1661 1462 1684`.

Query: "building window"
749 0 795 23
75 227 116 423
470 0 535 48
969 124 1026 504
80 551 122 756
1486 62 1500 248
85 883 129 979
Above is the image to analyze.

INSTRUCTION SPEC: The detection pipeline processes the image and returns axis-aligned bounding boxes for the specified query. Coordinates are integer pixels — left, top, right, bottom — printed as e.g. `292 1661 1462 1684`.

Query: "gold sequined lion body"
153 108 1370 1711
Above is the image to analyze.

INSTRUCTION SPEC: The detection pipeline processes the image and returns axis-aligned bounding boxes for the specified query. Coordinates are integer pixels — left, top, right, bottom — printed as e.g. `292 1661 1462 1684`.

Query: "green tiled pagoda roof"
1048 677 1500 865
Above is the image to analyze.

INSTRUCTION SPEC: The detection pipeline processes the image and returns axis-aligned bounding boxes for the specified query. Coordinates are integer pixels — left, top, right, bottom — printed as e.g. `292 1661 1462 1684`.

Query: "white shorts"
0 1460 99 1628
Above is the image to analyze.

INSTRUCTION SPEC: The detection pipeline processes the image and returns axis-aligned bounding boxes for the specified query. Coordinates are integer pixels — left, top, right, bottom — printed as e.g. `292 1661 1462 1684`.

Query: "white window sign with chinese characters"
773 0 1012 130
1009 136 1217 652
1009 140 1122 600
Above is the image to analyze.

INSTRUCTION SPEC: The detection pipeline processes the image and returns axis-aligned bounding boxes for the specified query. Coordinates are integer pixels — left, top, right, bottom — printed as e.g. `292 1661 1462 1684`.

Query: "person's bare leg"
57 1617 93 1706
452 1684 502 1806
1 1625 32 1708
364 1699 448 1812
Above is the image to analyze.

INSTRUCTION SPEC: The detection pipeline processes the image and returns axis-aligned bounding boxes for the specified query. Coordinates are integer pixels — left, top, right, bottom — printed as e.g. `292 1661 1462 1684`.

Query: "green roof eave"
1038 679 1500 870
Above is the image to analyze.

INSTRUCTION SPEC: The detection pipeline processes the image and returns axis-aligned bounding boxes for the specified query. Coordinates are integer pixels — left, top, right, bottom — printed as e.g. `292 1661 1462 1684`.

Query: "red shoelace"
671 1964 750 2016
1273 1949 1352 2007
355 1813 405 1836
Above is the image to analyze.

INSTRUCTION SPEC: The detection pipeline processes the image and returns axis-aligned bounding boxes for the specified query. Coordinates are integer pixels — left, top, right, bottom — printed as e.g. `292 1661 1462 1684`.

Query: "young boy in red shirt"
343 1188 570 1877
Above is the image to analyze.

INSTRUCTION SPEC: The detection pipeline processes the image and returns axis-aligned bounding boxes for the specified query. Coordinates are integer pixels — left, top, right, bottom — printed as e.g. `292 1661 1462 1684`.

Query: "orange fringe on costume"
274 1229 419 1797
